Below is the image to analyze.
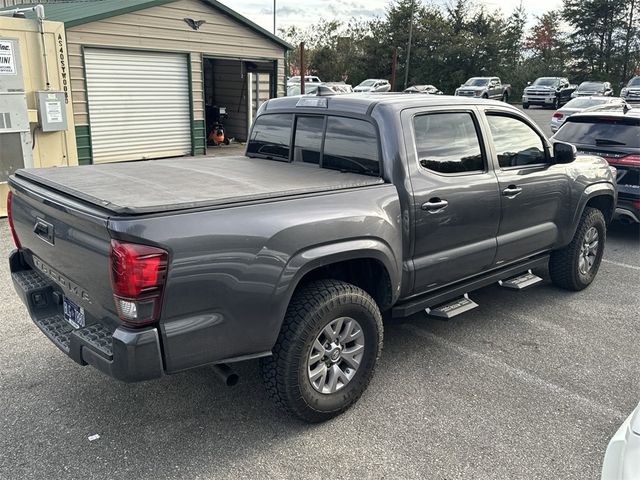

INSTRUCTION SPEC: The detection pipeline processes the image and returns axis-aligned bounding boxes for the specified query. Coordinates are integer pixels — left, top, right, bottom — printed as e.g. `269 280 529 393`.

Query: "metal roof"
1 0 291 49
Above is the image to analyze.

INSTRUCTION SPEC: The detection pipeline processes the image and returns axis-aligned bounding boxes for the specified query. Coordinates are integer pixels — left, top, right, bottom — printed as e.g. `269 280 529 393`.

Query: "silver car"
404 84 443 95
353 79 391 93
550 96 626 133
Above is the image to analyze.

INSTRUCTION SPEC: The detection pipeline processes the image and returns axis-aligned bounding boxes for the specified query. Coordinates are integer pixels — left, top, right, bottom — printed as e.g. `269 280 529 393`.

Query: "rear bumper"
10 250 164 382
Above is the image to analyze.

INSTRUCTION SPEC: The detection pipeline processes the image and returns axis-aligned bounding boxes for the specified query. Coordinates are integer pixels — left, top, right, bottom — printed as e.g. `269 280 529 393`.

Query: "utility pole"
391 47 398 92
273 0 276 34
403 0 415 90
299 41 305 95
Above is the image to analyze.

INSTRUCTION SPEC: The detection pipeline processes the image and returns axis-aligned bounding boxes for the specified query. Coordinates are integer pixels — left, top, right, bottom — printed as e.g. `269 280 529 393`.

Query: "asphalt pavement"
1 108 639 479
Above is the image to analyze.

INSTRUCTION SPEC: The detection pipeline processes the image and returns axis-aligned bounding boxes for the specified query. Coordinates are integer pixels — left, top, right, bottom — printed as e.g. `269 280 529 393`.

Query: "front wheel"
261 279 383 423
553 96 561 109
522 102 529 109
502 92 509 102
549 207 606 291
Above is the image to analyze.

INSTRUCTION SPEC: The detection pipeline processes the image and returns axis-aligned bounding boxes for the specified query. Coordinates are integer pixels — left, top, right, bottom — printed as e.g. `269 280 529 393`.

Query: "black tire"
502 92 509 102
549 207 606 291
261 279 383 423
482 93 489 99
553 96 561 109
522 102 529 109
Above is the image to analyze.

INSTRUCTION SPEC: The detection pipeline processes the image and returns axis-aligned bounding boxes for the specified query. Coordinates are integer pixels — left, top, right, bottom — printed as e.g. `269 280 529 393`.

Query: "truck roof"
263 93 513 116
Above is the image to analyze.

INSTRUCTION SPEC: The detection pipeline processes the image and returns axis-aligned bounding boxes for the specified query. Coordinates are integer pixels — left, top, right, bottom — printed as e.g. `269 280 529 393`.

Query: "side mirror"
527 81 531 86
553 141 577 164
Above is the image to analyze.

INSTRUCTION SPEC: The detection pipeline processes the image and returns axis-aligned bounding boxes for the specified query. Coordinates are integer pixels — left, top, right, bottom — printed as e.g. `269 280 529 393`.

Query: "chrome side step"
425 294 478 319
498 270 543 290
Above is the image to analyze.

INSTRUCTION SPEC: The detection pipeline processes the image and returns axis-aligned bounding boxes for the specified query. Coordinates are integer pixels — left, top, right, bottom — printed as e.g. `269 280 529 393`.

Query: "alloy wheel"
307 317 365 394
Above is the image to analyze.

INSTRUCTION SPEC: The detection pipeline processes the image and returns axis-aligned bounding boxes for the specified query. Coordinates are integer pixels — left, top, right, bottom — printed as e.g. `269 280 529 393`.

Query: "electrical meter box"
36 90 67 132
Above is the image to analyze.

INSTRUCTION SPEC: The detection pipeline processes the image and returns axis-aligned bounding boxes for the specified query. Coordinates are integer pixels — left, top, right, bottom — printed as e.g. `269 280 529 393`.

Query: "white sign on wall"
0 40 16 75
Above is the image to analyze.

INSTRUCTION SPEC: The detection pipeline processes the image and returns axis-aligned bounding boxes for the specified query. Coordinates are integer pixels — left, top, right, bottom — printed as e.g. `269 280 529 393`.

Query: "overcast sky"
218 0 564 33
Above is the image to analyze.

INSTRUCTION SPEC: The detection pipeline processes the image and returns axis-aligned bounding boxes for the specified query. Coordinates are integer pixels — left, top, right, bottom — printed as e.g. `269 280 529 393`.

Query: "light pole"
403 0 415 90
273 0 276 34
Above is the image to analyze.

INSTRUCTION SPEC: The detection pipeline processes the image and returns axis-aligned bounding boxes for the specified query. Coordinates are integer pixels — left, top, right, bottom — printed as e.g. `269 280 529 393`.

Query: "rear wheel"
261 279 383 423
549 207 606 291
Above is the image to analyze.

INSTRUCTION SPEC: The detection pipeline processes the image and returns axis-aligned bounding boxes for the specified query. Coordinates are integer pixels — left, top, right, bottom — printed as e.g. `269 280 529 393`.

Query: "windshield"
533 78 560 87
286 84 319 96
628 77 640 87
555 118 640 148
578 82 603 91
564 97 610 109
464 78 488 86
359 80 376 87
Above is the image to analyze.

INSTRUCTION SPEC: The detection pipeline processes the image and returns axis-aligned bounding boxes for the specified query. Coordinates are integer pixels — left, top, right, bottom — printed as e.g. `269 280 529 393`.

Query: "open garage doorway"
203 57 275 147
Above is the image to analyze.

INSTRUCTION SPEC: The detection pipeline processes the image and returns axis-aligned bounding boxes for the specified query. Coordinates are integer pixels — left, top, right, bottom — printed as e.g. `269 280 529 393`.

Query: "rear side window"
293 116 324 164
554 118 640 148
414 112 484 174
246 114 292 160
323 117 380 175
487 114 547 167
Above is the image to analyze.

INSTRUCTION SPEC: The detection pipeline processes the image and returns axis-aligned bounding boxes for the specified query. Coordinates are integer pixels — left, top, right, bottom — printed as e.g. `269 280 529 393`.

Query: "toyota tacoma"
8 94 616 422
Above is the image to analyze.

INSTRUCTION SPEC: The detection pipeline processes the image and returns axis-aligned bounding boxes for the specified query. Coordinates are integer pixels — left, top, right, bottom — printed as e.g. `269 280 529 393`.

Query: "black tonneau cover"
15 156 384 215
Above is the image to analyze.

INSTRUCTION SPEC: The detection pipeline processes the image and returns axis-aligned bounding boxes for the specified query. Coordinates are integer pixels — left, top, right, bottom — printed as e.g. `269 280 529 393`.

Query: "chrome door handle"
502 186 522 197
421 199 449 212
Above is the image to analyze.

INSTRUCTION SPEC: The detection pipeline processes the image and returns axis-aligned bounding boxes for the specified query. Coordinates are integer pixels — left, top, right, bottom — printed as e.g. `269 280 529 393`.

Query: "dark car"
571 81 614 98
523 77 576 109
552 105 639 223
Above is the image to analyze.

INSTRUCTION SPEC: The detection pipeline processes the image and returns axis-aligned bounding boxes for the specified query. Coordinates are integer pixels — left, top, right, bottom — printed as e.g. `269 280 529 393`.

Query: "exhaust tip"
226 373 240 387
211 363 239 387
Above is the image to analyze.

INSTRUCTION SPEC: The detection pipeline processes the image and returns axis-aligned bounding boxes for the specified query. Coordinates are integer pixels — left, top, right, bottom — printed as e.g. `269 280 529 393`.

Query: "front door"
403 108 502 294
480 108 571 265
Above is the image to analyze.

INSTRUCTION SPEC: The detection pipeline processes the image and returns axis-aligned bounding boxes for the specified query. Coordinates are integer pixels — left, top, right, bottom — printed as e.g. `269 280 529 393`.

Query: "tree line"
280 0 640 98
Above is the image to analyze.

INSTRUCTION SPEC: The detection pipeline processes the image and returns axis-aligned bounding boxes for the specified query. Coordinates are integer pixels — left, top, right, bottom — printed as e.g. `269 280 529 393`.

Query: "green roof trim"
1 0 292 50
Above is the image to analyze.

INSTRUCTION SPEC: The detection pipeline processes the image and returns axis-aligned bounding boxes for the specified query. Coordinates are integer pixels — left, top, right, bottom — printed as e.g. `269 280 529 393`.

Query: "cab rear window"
555 117 640 148
247 113 380 176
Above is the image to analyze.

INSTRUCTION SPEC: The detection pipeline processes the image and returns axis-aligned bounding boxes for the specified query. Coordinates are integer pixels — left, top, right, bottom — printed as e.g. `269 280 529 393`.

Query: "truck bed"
15 156 384 215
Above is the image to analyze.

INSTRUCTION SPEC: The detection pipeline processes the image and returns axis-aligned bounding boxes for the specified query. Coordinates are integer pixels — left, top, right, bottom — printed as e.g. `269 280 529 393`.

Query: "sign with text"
0 40 16 75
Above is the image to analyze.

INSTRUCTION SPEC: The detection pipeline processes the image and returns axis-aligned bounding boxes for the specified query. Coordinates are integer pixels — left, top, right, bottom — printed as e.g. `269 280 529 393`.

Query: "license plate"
63 297 85 329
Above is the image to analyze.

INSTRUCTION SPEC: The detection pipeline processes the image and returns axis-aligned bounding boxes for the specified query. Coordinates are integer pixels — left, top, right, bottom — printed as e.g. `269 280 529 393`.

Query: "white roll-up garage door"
84 49 191 164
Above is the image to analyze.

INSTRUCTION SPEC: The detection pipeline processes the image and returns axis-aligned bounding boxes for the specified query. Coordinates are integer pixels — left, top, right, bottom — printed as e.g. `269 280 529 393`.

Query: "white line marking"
602 259 640 271
401 324 625 419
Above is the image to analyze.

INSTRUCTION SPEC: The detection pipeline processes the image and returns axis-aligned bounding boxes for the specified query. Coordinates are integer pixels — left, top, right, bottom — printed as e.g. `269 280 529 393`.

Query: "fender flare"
568 182 616 239
275 238 402 314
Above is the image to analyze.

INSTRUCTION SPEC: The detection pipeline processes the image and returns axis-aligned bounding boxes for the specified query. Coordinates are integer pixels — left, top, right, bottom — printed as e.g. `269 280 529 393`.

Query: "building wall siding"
66 0 286 127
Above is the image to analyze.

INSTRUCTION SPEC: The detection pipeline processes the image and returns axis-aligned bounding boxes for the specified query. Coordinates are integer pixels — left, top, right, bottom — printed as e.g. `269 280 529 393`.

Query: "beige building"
2 0 290 165
0 14 78 216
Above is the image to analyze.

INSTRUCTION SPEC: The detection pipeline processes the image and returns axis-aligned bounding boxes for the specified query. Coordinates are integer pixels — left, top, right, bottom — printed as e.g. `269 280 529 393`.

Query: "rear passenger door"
402 108 502 293
480 107 571 265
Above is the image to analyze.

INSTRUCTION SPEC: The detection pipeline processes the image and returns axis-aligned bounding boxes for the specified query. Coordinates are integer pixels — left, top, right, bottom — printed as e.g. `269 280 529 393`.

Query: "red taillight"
552 112 564 119
632 200 640 209
109 239 168 326
605 154 640 167
7 191 21 249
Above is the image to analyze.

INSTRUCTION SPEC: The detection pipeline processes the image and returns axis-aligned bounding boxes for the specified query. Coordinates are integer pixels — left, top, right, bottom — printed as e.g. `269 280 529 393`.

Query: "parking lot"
0 107 638 480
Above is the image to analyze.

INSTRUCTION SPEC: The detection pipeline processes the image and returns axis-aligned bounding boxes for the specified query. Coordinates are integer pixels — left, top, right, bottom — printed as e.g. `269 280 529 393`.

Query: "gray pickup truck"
455 77 512 101
8 94 616 422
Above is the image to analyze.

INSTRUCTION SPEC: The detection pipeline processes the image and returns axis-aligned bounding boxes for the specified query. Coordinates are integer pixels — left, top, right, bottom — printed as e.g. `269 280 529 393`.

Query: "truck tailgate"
9 176 116 329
